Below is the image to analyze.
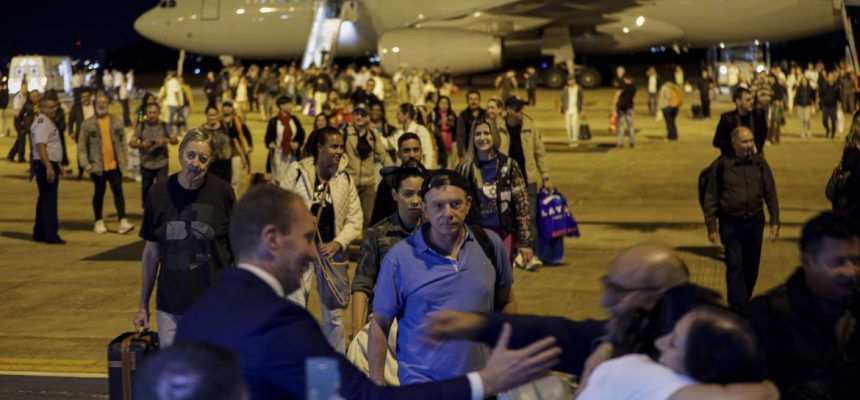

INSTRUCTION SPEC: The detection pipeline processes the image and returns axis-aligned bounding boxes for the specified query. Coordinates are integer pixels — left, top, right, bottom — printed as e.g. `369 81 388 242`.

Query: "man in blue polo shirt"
368 169 516 385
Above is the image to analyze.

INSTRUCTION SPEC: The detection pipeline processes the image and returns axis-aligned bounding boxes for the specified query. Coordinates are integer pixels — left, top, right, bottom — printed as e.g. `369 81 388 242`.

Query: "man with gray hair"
134 130 236 346
78 93 133 234
703 126 779 308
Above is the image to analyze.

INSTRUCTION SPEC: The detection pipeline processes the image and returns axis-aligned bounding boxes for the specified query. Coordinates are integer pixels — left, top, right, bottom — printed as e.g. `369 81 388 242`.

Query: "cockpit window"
159 0 177 8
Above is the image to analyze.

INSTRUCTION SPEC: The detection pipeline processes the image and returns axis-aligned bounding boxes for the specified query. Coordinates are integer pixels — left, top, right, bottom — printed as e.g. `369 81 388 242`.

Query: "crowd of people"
3 56 860 400
606 60 860 147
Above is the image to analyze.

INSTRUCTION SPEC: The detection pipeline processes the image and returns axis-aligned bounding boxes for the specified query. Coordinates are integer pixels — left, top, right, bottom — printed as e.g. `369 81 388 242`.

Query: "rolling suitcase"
108 330 159 400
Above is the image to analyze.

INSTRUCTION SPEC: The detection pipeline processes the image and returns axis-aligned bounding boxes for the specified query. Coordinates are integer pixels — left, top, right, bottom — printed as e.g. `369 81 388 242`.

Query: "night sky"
0 1 154 61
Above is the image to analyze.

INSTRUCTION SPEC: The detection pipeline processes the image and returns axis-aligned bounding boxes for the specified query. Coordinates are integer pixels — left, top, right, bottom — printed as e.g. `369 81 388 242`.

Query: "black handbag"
578 118 592 140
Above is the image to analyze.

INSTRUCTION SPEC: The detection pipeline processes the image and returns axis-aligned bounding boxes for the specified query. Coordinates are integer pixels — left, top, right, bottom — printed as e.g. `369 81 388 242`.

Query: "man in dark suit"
712 87 768 155
176 185 561 400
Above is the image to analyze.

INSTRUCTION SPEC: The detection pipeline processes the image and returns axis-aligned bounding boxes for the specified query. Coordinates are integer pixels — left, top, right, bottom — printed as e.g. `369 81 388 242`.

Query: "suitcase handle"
120 329 148 400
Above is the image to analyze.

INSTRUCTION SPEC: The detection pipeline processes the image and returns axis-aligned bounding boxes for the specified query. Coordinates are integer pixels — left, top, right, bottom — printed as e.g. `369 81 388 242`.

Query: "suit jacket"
176 267 472 400
475 313 606 376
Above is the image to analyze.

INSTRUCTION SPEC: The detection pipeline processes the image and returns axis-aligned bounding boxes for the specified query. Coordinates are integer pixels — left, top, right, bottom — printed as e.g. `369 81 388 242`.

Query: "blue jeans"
648 92 657 115
617 108 634 145
662 107 679 140
287 251 347 354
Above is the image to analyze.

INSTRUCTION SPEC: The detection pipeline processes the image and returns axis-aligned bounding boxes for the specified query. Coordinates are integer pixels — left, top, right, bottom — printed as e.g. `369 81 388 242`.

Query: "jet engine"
378 28 502 76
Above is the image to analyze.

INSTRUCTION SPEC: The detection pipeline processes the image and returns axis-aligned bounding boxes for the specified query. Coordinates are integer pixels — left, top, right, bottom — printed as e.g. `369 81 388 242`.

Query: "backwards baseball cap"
420 169 472 197
222 99 234 107
353 103 369 115
504 96 525 111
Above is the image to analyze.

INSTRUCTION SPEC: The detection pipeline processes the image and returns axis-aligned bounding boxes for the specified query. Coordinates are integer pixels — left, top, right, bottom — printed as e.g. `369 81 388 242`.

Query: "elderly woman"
134 130 236 346
456 118 534 267
282 126 362 353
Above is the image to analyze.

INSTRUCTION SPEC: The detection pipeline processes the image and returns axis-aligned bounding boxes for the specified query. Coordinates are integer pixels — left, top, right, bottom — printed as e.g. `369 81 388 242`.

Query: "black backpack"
469 224 499 271
697 158 722 210
825 161 851 212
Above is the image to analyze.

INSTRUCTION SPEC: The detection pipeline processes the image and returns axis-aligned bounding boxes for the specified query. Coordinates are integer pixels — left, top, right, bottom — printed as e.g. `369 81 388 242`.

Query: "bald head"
602 243 689 317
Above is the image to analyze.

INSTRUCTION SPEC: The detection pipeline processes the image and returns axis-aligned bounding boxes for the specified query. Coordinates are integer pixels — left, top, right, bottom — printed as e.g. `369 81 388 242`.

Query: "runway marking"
0 358 106 376
0 370 107 378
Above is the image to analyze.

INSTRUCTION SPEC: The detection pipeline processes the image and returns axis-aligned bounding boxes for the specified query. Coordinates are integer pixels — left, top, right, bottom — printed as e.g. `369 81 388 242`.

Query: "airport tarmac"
0 86 842 397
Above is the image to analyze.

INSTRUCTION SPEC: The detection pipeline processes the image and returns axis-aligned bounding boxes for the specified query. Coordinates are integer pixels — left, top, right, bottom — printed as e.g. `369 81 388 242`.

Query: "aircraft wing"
399 0 685 54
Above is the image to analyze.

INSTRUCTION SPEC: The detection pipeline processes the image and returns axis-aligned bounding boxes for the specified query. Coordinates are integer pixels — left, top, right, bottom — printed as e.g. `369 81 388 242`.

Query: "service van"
7 55 73 95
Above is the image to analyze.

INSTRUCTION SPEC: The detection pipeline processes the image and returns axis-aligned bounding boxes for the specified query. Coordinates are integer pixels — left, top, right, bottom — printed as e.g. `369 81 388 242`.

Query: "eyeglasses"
601 275 663 294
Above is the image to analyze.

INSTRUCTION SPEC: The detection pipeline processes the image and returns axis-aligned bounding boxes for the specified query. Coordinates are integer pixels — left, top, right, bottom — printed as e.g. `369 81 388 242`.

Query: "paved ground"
0 86 842 395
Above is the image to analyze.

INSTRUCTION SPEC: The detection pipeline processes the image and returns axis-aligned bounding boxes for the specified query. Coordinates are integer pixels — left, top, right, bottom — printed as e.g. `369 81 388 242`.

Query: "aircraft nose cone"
134 10 162 42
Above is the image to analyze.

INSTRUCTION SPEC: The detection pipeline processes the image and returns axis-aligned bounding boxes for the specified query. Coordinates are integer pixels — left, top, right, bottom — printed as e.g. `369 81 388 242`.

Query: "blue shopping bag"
538 189 580 239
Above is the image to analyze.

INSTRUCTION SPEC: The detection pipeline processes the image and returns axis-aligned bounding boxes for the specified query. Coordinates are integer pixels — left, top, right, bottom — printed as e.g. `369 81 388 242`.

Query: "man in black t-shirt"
134 129 236 347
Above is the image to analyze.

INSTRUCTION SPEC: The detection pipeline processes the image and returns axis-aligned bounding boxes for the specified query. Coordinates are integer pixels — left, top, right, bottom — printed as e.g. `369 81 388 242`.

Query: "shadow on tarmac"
1 231 33 242
82 240 145 262
676 245 724 261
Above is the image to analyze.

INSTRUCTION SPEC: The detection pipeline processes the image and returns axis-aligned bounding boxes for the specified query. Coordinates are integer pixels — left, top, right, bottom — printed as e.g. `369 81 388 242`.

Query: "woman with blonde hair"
456 119 536 268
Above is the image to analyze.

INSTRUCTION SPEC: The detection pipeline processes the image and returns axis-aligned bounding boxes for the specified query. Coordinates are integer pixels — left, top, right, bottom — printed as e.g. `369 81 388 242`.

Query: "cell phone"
306 357 341 400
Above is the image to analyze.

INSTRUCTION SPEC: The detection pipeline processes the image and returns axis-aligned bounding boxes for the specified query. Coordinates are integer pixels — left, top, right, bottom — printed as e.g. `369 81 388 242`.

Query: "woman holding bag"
282 126 362 353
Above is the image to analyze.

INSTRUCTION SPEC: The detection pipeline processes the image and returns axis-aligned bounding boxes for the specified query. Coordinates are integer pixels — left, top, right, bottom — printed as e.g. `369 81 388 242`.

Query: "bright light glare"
719 65 728 75
756 64 766 73
754 39 760 46
236 8 245 15
474 12 482 18
635 16 645 26
260 7 275 13
392 47 400 53
719 42 725 49
622 27 630 34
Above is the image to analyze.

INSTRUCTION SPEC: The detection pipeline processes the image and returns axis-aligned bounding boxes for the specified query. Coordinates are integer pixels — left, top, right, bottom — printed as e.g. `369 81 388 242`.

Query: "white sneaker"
118 218 135 234
94 220 107 234
513 253 543 271
524 256 543 272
